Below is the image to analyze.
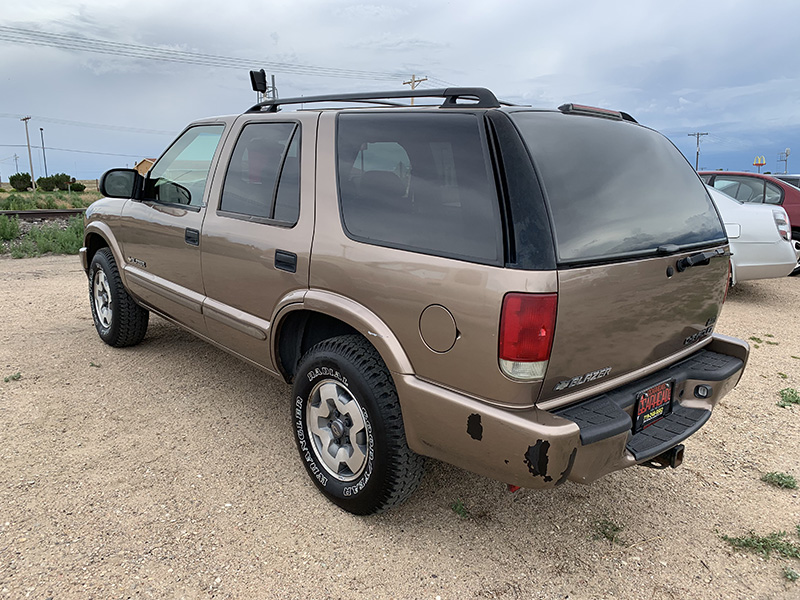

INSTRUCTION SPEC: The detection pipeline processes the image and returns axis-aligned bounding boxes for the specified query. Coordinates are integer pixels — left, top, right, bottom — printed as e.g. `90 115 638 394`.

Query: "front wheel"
89 248 149 347
292 335 424 515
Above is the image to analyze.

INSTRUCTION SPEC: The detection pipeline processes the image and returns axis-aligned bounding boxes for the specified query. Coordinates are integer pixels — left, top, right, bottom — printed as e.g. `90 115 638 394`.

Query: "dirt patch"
1 255 798 599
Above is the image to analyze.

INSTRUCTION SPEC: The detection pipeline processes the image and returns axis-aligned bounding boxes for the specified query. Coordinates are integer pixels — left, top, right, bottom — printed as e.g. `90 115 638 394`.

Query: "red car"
699 171 800 242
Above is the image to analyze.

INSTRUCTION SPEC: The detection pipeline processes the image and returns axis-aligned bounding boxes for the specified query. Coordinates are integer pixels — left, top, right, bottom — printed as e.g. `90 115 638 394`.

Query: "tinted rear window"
336 112 503 265
511 112 725 264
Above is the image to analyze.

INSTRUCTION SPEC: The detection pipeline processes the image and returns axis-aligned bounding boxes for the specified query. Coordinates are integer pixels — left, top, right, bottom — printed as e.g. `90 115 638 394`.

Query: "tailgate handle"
275 250 297 273
676 248 725 272
185 228 200 246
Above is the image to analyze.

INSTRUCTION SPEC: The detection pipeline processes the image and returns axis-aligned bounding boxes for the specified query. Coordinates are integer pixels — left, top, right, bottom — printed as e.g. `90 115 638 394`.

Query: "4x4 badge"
554 367 612 391
128 256 147 268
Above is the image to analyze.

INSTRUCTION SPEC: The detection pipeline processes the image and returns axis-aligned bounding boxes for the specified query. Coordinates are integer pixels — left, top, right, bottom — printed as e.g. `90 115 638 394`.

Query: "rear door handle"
274 250 297 273
185 228 200 246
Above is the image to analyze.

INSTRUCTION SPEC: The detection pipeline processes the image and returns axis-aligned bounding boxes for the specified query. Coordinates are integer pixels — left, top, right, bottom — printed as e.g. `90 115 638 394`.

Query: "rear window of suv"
336 112 504 265
510 112 726 265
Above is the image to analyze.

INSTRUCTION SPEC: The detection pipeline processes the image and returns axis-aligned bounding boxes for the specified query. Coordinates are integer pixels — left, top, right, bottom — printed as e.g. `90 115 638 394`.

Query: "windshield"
510 112 726 264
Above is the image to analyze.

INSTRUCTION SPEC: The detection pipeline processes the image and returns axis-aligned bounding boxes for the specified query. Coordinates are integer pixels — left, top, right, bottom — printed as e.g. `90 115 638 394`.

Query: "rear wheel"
292 335 424 515
89 248 149 347
791 231 800 276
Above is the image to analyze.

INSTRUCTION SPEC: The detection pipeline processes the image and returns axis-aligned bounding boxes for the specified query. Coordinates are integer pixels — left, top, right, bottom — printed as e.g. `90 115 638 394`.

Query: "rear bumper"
396 333 749 489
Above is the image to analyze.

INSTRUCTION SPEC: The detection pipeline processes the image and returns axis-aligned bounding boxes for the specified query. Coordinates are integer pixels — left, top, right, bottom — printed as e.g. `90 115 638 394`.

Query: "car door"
118 121 229 333
199 113 317 371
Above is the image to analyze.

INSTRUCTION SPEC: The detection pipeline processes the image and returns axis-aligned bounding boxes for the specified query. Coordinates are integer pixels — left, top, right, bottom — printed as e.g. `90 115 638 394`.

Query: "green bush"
51 173 72 191
71 181 86 192
35 195 58 210
0 193 37 211
26 216 84 255
0 215 20 241
36 176 57 192
9 173 31 192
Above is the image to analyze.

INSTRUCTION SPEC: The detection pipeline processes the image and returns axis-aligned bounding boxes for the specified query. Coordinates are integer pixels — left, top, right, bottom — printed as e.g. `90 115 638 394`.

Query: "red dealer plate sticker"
633 381 673 433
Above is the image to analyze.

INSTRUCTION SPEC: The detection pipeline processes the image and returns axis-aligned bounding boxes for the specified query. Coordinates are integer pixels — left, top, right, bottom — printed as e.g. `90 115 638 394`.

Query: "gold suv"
81 86 749 514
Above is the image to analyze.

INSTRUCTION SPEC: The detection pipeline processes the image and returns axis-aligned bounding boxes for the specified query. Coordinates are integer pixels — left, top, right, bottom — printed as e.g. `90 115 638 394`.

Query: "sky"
2 0 800 181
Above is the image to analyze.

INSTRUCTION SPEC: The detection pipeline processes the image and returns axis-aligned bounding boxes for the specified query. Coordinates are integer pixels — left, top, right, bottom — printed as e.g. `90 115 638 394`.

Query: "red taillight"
499 293 558 362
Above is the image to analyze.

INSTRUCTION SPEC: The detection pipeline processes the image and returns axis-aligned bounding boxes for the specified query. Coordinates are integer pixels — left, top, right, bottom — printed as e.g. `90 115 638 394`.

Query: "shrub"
9 173 31 191
35 195 57 210
0 193 37 211
25 215 84 255
71 181 86 192
52 173 72 191
36 176 57 191
0 215 20 241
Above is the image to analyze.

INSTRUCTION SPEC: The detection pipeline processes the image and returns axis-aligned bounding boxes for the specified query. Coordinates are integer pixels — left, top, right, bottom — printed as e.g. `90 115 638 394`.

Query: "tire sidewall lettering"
295 368 375 499
306 366 348 387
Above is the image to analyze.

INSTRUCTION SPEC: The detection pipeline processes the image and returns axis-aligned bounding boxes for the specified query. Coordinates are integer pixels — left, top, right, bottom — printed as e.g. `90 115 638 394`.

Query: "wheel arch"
272 290 414 383
84 222 125 275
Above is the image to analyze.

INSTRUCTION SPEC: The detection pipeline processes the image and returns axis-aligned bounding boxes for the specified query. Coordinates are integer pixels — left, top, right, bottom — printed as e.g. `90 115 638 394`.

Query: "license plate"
633 381 673 433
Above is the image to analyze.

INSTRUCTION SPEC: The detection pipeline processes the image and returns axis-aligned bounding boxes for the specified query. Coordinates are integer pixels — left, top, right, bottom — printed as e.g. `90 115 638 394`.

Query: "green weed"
721 531 800 559
762 472 797 489
593 518 625 545
765 334 775 338
89 362 101 368
766 341 779 346
778 388 800 408
750 336 763 344
450 499 469 519
5 216 83 258
779 373 788 379
786 566 800 582
3 372 21 382
0 193 36 211
0 214 20 241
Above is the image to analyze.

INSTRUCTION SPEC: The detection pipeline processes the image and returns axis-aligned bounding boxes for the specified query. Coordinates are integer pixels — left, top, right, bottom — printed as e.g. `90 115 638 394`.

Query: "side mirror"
99 168 140 199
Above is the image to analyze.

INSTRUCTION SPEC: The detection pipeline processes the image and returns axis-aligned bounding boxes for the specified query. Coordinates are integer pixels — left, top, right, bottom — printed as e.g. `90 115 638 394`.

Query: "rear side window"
337 113 503 265
219 122 300 225
712 176 765 203
511 112 726 264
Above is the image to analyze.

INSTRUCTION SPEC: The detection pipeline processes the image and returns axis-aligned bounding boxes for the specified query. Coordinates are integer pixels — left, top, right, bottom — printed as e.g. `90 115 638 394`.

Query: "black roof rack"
247 87 503 113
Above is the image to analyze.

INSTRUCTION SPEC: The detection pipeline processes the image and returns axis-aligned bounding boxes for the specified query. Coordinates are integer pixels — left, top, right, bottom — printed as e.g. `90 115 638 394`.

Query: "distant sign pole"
753 155 766 173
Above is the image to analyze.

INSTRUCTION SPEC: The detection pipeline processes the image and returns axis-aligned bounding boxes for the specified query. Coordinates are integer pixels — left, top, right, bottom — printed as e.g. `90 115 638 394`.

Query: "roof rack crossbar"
247 87 501 113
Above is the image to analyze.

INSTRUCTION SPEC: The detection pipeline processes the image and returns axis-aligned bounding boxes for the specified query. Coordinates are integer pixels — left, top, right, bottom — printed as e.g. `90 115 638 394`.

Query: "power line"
0 25 418 83
0 113 174 135
0 143 145 158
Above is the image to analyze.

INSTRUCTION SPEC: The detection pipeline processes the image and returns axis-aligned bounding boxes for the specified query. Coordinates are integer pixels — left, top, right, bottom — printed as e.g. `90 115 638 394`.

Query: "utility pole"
20 116 36 190
688 132 708 171
39 128 48 177
403 74 428 106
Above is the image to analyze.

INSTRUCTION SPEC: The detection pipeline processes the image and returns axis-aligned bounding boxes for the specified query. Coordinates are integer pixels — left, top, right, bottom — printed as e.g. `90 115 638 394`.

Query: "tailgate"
540 247 729 404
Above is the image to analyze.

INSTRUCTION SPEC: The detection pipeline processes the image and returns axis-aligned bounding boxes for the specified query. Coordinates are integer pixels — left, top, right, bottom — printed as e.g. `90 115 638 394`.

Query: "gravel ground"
1 255 799 600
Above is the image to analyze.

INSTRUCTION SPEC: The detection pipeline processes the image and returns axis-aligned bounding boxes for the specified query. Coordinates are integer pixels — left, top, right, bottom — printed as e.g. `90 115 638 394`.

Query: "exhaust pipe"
640 444 685 470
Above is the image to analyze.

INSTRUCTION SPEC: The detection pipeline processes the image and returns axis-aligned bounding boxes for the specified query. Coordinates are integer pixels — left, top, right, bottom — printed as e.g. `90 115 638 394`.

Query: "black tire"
791 231 800 276
292 335 424 515
88 248 149 347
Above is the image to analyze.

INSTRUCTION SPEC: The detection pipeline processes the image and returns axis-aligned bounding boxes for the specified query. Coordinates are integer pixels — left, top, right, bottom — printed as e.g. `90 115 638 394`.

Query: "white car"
707 185 799 284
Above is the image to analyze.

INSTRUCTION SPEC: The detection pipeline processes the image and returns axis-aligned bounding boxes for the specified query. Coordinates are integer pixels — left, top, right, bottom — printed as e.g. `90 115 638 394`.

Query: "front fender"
83 220 126 281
